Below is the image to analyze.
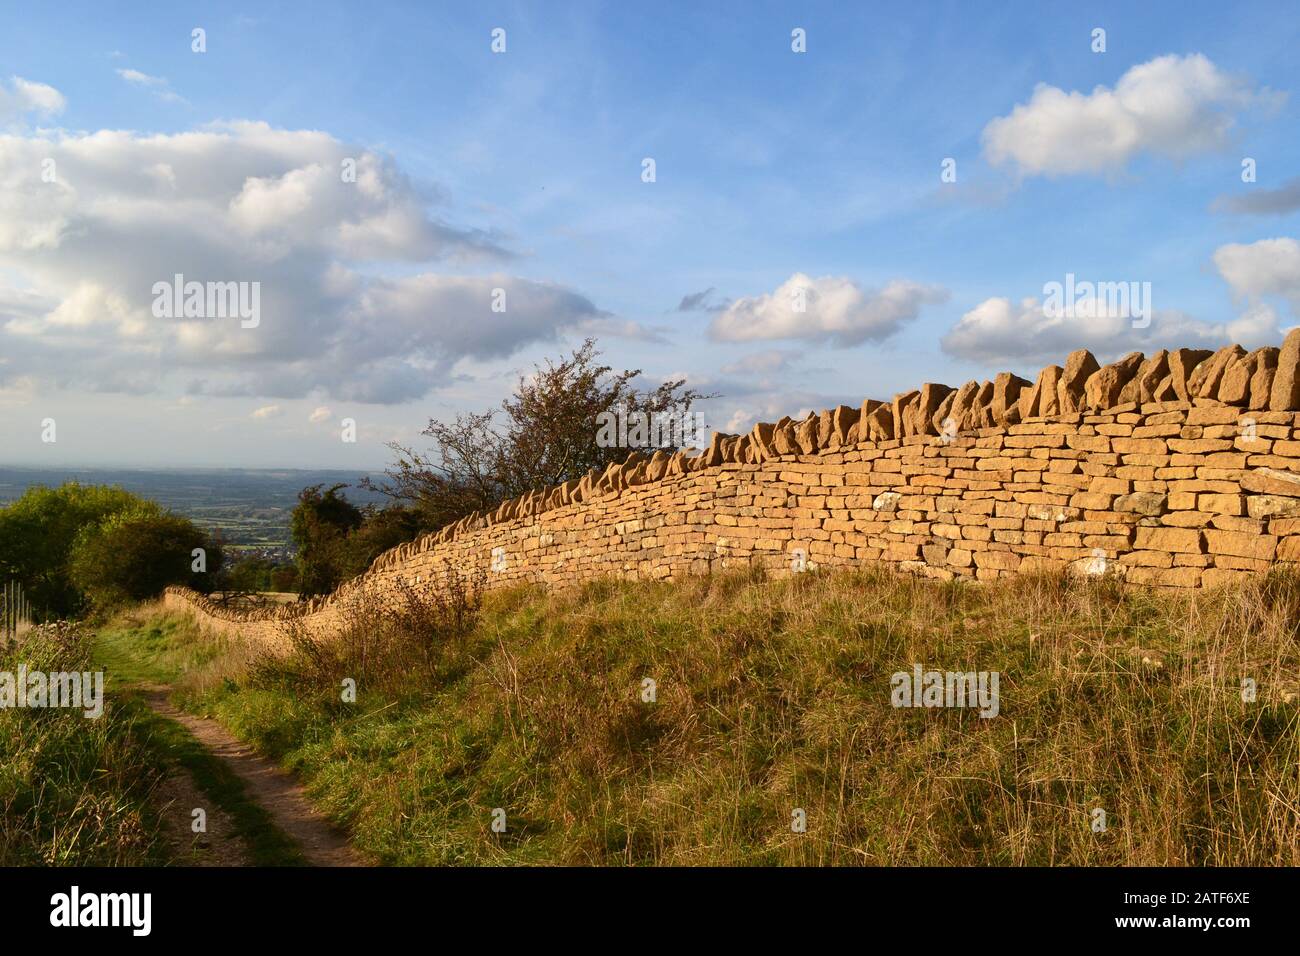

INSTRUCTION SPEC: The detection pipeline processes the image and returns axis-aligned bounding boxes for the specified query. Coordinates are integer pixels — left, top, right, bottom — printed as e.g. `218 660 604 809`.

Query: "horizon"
2 1 1299 470
0 461 388 475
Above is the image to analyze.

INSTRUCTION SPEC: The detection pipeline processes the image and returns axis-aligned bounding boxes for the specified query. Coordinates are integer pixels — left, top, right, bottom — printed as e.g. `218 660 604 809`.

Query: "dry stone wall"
166 335 1300 643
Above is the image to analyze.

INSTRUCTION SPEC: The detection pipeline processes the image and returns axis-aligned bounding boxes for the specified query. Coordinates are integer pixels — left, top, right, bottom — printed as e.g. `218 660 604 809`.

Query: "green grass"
2 611 310 866
0 624 165 866
94 611 223 685
90 607 306 866
119 565 1300 866
108 694 306 866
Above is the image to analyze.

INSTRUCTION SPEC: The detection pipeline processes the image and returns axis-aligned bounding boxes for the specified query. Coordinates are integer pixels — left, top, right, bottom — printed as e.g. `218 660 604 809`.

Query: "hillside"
102 565 1300 865
0 466 385 555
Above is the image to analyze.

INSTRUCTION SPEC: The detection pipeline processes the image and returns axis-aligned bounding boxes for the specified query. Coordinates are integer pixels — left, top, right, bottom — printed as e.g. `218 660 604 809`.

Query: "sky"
1 0 1299 469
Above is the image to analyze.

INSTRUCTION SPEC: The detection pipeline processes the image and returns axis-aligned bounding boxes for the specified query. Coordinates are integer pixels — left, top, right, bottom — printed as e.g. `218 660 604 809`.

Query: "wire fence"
2 579 34 645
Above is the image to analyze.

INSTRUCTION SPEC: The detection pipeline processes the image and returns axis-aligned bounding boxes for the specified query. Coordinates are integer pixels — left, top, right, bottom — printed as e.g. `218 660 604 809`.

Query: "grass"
94 608 229 686
0 609 307 866
108 695 306 866
93 606 306 866
0 623 164 865
110 564 1300 866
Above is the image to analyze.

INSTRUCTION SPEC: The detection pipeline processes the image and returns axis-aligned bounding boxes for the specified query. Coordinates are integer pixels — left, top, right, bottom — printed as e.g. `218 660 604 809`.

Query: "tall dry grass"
0 624 163 865
173 565 1298 865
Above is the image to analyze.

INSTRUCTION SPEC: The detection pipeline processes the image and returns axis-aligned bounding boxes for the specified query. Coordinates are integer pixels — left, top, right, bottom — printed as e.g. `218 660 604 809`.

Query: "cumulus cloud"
0 76 65 122
309 405 331 424
941 295 1279 368
943 237 1300 367
708 273 947 346
983 54 1277 177
572 315 667 342
718 388 847 436
1213 237 1300 307
0 117 614 403
117 68 160 86
250 404 282 419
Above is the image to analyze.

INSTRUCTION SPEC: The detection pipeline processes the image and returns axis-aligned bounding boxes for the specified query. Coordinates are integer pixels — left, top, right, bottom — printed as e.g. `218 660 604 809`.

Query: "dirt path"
140 687 364 867
151 765 251 867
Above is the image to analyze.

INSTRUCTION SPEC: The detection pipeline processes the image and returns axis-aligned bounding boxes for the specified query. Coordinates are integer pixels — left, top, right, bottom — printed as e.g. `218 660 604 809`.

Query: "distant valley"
0 466 388 556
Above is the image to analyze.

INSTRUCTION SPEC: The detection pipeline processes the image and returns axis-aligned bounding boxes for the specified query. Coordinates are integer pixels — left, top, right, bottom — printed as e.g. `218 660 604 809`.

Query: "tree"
0 483 172 617
342 505 424 579
269 565 300 594
223 557 276 594
364 339 712 530
68 506 223 609
291 484 364 597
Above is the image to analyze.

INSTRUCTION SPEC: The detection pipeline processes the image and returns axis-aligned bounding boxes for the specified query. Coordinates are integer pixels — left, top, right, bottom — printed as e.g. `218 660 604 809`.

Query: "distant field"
0 467 388 552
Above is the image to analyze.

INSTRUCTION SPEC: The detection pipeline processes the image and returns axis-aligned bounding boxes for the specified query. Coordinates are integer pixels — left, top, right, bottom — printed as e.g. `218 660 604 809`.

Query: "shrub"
363 338 712 533
69 507 222 610
250 567 485 702
1 483 222 617
0 483 144 617
291 484 362 597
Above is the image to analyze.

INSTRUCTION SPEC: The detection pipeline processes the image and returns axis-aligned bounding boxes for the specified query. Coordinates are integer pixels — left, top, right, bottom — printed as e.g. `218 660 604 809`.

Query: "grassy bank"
1 615 306 866
0 624 164 865
114 567 1299 865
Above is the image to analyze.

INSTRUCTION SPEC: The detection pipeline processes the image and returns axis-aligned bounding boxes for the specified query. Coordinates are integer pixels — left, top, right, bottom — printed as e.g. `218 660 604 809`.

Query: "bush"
252 568 484 702
0 483 143 617
0 483 223 618
290 485 424 597
364 338 712 533
269 565 300 593
291 484 362 597
341 505 423 579
69 507 222 610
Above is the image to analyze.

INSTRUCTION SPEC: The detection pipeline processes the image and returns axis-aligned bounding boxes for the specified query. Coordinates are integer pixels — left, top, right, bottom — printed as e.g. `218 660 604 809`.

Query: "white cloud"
941 294 1278 367
1213 237 1300 307
0 373 36 406
116 68 163 87
943 237 1300 367
708 273 947 346
0 117 613 403
0 76 66 122
717 387 844 436
572 315 666 342
309 405 331 424
116 68 186 104
250 404 282 419
983 54 1277 177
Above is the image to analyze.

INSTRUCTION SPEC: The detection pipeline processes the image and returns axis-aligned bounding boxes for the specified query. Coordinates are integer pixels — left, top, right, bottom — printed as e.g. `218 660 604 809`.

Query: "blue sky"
2 0 1299 468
